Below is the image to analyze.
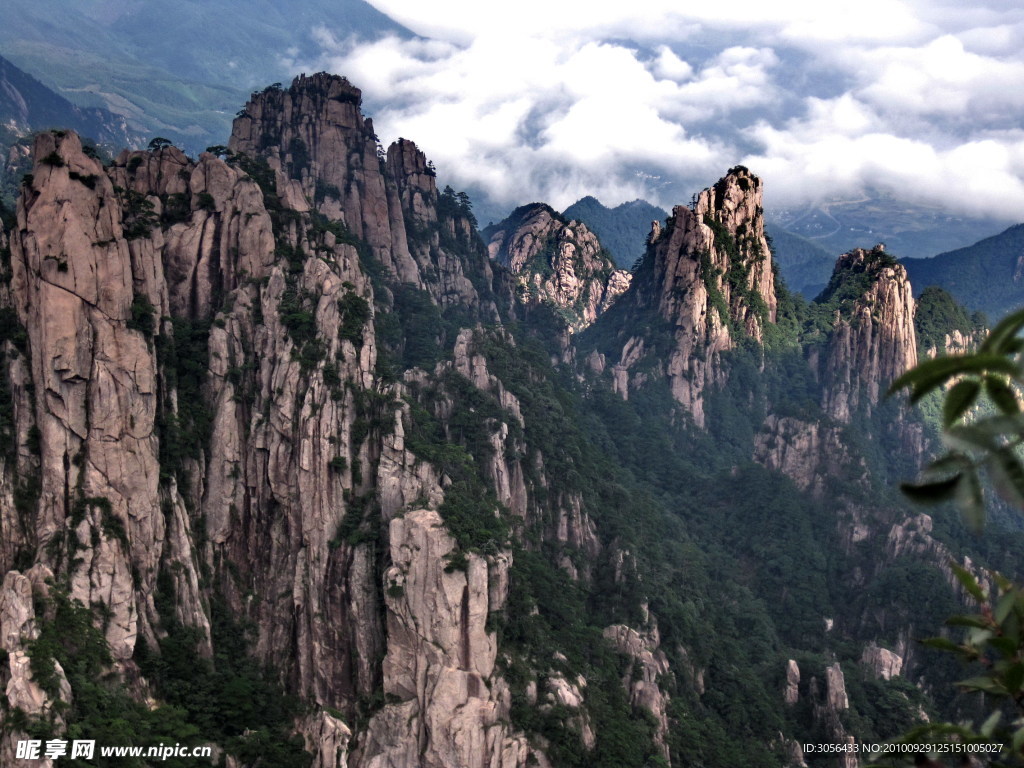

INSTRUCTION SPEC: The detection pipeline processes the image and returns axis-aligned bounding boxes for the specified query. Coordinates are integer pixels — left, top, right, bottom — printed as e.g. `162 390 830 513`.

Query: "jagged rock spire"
820 245 918 422
594 166 778 426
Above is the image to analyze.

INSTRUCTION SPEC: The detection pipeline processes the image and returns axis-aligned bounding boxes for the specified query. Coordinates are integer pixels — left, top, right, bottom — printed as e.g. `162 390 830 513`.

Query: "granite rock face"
0 75 588 768
486 203 631 330
0 70 974 768
599 166 777 426
821 246 918 423
229 75 499 315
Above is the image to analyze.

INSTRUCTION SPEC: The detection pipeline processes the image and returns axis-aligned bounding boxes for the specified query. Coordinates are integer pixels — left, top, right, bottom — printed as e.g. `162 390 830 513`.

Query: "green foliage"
68 171 98 189
155 318 213 486
560 196 668 269
889 569 1024 763
437 184 477 229
127 293 156 337
892 308 1024 530
40 151 65 168
404 372 512 552
25 588 210 767
338 292 371 350
915 285 985 353
903 223 1024 321
115 186 158 240
137 594 310 768
161 192 191 226
702 212 769 328
194 191 216 211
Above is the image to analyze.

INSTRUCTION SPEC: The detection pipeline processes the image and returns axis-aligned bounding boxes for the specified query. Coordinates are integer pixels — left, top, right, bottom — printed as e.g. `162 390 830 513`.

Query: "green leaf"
889 354 1022 403
981 710 1002 737
946 614 989 629
957 675 1007 695
993 572 1014 593
900 475 961 504
920 636 962 653
954 469 986 532
980 307 1024 355
924 452 972 476
989 636 1019 657
1004 663 1024 694
944 380 982 426
950 564 986 602
1011 725 1024 754
987 449 1024 510
987 376 1021 415
996 590 1019 625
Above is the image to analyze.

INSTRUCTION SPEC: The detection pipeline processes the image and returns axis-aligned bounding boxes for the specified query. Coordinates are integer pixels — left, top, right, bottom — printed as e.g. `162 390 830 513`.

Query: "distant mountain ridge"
902 223 1024 320
0 0 410 148
0 54 135 146
771 193 1013 261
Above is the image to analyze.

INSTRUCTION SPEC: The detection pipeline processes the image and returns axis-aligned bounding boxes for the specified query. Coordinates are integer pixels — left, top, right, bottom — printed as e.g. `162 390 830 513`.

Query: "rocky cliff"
819 246 918 423
585 166 777 426
485 204 630 330
0 74 674 768
0 71 1001 768
228 74 500 314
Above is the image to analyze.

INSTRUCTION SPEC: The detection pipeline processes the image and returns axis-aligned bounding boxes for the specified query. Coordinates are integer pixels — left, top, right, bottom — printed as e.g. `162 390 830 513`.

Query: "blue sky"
288 0 1024 221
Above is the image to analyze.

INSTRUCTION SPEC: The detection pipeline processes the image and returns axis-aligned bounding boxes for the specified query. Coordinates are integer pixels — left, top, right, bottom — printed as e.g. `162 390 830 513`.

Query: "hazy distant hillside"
562 196 667 268
0 0 409 148
765 227 835 298
902 223 1024 319
772 192 1011 260
0 54 134 146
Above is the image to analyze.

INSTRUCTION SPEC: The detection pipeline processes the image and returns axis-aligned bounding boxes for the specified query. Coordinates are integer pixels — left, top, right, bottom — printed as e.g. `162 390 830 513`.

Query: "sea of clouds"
285 0 1024 221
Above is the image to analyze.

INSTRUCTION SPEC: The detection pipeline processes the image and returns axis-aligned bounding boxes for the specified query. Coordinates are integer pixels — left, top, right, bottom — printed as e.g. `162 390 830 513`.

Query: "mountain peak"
587 167 776 426
486 202 630 330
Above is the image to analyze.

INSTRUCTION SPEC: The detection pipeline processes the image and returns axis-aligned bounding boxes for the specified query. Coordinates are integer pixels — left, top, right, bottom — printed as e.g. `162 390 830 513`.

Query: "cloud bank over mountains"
290 0 1024 220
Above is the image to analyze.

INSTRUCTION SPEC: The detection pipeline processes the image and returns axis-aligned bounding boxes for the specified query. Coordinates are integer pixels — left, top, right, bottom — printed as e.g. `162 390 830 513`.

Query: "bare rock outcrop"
821 246 917 423
599 166 777 426
486 204 631 330
229 74 496 314
0 567 70 768
10 130 209 660
603 622 673 763
357 509 538 768
753 415 864 495
825 662 849 711
861 644 903 681
784 659 800 705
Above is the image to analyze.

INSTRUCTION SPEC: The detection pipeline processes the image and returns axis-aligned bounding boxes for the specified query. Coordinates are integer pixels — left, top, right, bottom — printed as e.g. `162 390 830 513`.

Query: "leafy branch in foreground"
873 566 1024 766
886 308 1024 765
890 308 1024 531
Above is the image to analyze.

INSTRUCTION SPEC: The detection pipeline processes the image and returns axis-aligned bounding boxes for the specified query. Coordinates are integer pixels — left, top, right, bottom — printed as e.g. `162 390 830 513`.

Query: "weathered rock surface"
10 130 209 660
603 622 673 762
0 567 69 768
753 415 863 495
784 659 800 705
486 204 631 330
358 508 534 768
821 246 918 423
861 644 903 680
229 74 500 314
825 662 849 711
598 166 777 426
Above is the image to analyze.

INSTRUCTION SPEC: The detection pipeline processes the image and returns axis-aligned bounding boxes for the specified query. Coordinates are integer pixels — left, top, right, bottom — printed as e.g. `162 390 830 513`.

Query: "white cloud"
290 2 1024 223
